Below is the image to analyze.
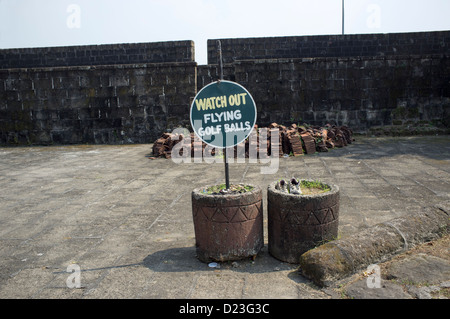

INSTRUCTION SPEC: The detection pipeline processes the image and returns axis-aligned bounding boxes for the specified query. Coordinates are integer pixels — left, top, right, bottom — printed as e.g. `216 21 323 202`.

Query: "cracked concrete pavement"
0 135 449 299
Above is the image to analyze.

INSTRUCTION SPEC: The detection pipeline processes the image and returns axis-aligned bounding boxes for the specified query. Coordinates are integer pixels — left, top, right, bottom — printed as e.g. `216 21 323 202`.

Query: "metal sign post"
189 44 257 191
217 41 230 189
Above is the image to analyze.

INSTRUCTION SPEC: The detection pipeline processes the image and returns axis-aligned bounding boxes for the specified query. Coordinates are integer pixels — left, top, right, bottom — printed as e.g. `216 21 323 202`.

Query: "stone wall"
0 40 197 145
232 55 450 130
1 31 449 145
0 62 197 144
206 31 450 131
0 40 195 69
208 31 450 64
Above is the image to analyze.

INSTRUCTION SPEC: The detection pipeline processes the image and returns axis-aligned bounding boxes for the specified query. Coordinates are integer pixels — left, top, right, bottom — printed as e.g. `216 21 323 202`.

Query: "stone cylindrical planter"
268 180 340 263
191 184 264 262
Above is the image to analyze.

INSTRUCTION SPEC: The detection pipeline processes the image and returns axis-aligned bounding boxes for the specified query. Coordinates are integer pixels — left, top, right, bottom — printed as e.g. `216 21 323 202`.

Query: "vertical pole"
342 0 345 35
217 40 230 190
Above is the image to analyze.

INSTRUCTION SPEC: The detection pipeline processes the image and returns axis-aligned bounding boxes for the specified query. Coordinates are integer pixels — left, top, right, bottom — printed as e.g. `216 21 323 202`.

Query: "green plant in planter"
300 180 331 192
203 183 254 195
275 178 330 195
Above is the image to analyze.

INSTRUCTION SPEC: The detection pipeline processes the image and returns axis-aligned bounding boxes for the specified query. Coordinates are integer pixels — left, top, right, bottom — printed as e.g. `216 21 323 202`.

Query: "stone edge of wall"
299 200 450 287
0 40 195 69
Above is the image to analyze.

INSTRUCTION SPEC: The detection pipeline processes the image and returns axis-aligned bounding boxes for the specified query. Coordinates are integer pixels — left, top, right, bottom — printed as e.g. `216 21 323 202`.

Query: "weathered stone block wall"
1 32 449 145
0 41 195 69
206 31 450 132
196 64 235 90
0 40 197 145
0 62 197 145
232 55 450 131
208 31 450 64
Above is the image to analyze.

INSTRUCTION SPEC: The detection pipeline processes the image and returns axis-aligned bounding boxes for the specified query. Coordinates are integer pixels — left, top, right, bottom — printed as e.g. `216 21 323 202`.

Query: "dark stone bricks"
0 41 194 69
1 32 449 145
0 62 197 145
208 31 450 64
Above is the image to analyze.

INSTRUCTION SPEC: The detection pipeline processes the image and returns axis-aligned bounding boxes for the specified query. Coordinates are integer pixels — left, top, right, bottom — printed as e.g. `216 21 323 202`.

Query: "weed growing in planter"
300 180 331 193
275 178 331 195
203 183 254 195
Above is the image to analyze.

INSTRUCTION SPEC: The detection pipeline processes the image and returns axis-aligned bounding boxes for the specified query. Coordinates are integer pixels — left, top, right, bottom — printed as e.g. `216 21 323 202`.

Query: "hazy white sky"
1 0 449 64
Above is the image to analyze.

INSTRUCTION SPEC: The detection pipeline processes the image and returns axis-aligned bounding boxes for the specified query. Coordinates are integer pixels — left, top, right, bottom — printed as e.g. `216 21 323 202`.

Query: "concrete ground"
0 135 449 299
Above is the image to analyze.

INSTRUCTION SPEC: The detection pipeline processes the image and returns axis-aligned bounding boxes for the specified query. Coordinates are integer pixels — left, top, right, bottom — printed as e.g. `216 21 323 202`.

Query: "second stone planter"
268 179 340 263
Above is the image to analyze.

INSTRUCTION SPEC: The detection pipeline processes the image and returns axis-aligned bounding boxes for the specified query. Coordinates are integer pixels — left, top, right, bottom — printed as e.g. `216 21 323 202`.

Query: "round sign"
190 80 257 149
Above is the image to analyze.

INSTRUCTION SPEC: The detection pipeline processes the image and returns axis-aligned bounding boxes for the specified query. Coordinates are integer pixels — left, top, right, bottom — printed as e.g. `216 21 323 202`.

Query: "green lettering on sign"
190 80 257 148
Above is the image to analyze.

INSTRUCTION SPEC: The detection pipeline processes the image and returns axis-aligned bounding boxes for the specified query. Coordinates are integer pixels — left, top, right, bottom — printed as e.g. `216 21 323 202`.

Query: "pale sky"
1 0 449 65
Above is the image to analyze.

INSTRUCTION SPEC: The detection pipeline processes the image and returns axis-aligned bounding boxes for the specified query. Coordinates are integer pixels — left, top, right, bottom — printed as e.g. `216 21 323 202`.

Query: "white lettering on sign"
198 125 222 137
203 110 242 123
224 121 251 133
196 121 251 137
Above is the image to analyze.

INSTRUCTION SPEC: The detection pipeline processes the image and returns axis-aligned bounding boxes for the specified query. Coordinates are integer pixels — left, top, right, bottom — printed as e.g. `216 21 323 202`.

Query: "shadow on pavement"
142 245 302 275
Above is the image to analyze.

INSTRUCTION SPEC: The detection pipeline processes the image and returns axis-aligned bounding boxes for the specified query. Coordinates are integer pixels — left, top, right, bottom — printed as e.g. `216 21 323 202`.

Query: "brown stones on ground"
151 123 354 158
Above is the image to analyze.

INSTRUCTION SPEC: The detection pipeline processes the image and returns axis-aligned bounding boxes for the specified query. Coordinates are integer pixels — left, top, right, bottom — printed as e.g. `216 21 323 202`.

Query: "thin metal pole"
217 40 230 189
342 0 345 35
218 41 224 82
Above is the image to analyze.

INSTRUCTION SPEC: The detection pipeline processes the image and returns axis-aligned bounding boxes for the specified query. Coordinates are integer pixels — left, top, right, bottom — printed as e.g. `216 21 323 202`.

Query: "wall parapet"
208 31 450 64
0 40 195 69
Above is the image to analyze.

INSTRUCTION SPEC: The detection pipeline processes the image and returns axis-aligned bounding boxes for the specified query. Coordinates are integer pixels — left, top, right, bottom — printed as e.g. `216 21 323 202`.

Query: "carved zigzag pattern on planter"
273 203 338 225
193 202 261 223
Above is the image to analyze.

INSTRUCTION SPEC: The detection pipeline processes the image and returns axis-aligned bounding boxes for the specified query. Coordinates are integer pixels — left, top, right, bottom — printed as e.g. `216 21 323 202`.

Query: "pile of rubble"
151 123 354 159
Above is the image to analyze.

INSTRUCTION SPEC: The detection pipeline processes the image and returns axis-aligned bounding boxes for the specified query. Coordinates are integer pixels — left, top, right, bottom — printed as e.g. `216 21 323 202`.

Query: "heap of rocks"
276 123 354 155
152 132 184 159
151 123 354 159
